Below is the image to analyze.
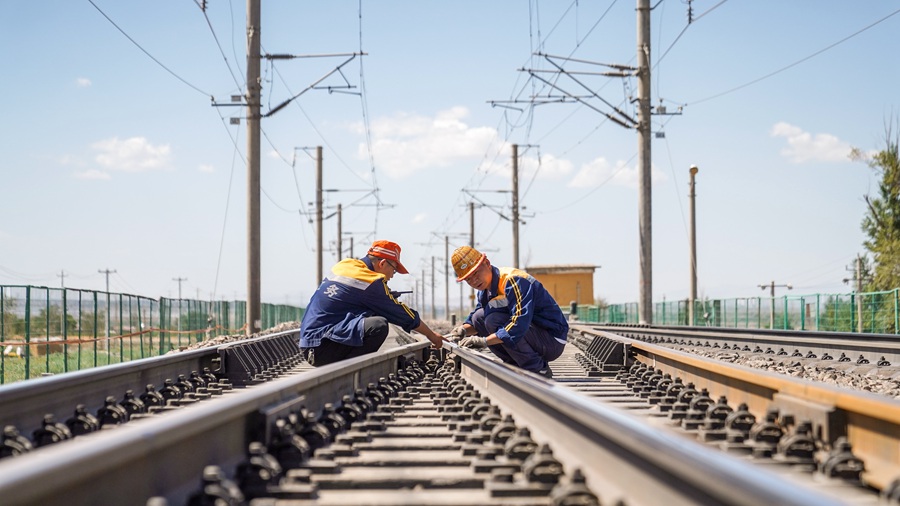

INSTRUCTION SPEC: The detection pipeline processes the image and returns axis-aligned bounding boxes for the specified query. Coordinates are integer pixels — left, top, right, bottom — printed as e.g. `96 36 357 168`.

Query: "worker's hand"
447 325 467 342
428 335 445 349
459 336 487 349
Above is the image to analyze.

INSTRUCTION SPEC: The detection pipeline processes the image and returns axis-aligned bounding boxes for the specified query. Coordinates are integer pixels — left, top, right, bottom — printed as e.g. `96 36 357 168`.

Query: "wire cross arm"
525 70 636 129
532 57 638 127
263 51 368 60
525 68 633 78
535 52 638 72
490 96 584 109
264 54 360 118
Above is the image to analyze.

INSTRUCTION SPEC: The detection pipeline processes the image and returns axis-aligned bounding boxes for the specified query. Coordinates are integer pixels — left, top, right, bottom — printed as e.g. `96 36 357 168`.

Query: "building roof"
525 264 599 274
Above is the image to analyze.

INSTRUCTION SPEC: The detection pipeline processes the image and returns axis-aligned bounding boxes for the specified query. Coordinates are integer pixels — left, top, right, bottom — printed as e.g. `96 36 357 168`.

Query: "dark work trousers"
305 316 389 367
470 308 566 373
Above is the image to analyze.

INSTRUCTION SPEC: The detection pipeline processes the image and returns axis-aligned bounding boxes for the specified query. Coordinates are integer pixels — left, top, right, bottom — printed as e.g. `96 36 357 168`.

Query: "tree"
1 296 24 338
854 121 900 291
30 305 78 336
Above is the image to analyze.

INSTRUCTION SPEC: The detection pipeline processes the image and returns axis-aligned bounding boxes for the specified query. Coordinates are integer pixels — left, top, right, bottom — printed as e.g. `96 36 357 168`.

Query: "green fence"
0 285 304 384
578 289 900 334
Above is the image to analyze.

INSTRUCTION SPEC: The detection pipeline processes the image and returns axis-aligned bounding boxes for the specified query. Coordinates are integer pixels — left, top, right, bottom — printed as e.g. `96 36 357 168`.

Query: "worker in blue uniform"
299 240 446 366
449 245 568 378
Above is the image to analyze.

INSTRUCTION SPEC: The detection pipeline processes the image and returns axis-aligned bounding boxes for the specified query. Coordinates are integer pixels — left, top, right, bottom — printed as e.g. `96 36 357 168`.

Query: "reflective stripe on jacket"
300 258 420 348
465 265 568 346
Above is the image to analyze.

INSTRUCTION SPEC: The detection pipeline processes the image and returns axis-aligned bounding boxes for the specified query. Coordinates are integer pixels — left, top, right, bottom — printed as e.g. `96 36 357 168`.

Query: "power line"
87 0 210 97
690 6 900 106
212 120 242 301
197 3 244 92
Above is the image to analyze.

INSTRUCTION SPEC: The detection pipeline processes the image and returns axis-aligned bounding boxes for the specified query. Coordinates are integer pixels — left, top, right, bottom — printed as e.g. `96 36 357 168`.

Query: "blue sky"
1 1 898 311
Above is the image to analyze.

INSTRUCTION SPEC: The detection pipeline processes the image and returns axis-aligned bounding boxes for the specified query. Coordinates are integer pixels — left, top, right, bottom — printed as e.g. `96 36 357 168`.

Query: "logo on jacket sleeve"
324 284 339 298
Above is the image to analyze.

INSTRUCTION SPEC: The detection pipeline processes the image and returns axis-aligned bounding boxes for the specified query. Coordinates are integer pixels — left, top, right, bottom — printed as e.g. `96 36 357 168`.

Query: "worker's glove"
459 336 487 349
447 325 467 342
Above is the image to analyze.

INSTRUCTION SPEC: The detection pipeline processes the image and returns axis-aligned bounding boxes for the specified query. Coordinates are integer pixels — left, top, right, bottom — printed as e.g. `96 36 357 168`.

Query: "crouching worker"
299 240 446 367
449 246 568 378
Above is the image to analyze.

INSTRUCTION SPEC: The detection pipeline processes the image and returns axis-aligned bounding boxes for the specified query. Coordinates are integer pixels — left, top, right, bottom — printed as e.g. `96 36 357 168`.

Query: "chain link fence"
576 289 900 334
0 285 304 384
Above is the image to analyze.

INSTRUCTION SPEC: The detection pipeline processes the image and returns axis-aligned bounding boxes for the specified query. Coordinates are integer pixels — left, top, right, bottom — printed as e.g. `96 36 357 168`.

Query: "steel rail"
0 346 220 434
588 328 900 492
0 329 306 446
0 341 425 506
0 327 859 505
452 345 842 506
582 323 900 365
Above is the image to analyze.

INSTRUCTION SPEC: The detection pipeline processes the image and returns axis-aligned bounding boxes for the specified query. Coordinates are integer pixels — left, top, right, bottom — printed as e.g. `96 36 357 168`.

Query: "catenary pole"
316 146 323 284
98 268 116 340
445 236 450 321
431 256 436 320
336 203 342 261
512 143 520 269
637 0 653 324
689 165 698 325
246 0 261 336
856 255 863 333
469 202 476 309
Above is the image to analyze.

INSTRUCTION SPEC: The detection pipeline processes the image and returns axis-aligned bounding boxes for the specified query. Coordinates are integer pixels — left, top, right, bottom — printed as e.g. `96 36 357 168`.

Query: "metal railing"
0 285 304 384
577 288 900 334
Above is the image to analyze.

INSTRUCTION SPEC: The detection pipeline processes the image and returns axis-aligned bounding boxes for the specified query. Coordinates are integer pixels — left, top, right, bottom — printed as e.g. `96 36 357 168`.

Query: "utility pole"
469 202 475 248
57 270 67 288
173 276 187 337
469 201 476 309
316 146 323 284
856 255 863 333
445 236 450 322
173 277 187 300
845 255 865 333
431 256 437 320
496 0 678 325
637 0 653 324
758 281 792 329
512 143 520 268
98 268 116 293
688 165 698 326
336 203 342 261
856 255 862 334
98 268 116 340
421 268 426 315
246 0 262 336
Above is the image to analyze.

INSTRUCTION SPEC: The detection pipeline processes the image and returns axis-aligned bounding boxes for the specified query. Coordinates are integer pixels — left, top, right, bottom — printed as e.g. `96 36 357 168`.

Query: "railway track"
1 324 899 504
591 323 900 367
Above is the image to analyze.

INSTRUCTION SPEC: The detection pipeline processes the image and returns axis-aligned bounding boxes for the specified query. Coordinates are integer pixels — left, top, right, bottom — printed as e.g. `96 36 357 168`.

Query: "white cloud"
75 169 111 180
770 122 851 163
199 164 214 173
568 157 666 189
411 213 427 224
91 137 172 172
76 77 92 87
356 107 500 179
516 153 573 181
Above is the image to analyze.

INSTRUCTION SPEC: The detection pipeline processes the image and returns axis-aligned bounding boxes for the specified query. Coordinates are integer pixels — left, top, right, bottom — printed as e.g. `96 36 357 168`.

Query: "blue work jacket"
465 266 569 346
300 257 420 348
